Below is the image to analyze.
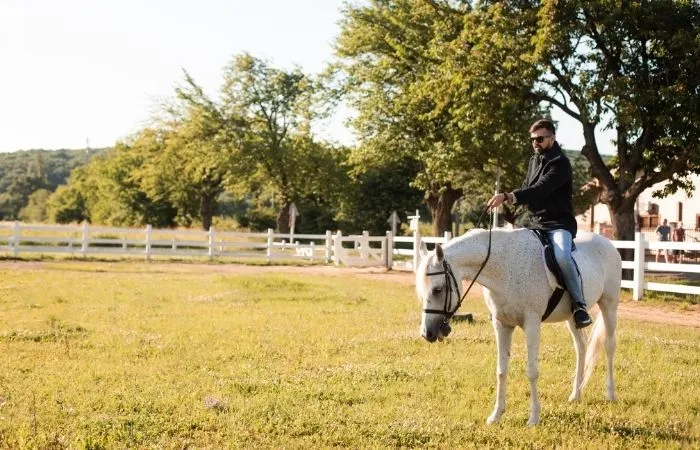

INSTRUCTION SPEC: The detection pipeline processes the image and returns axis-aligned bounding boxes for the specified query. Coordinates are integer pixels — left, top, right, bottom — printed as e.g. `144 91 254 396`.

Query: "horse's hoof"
486 414 501 425
568 393 580 402
526 417 540 427
606 393 617 402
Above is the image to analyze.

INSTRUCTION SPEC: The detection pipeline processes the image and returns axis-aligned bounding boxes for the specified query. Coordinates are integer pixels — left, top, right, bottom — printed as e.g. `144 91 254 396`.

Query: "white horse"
416 228 621 426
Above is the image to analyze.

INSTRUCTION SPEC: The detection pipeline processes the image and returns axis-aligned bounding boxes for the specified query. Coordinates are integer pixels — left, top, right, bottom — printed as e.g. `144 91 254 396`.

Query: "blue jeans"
547 229 586 310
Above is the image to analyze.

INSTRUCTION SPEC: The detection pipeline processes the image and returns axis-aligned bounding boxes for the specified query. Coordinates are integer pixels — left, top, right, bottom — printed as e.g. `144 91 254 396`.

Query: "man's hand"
487 193 507 210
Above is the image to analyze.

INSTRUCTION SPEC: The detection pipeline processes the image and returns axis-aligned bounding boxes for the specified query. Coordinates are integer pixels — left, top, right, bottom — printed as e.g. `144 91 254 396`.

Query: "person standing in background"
655 219 671 263
672 222 686 263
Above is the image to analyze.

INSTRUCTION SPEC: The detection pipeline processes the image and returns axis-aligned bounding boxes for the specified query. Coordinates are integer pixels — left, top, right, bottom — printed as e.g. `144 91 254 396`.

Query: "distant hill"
0 148 108 193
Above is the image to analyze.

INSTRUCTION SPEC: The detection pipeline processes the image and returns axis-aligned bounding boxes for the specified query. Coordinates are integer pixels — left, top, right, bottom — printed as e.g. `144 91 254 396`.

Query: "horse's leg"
523 315 542 426
486 318 514 425
597 297 618 401
565 318 586 402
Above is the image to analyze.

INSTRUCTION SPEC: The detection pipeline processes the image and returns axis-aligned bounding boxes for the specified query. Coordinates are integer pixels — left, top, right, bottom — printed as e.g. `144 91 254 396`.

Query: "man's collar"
535 142 561 160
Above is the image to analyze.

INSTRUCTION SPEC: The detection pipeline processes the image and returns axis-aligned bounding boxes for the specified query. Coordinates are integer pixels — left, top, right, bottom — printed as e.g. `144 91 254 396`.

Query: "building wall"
577 174 700 232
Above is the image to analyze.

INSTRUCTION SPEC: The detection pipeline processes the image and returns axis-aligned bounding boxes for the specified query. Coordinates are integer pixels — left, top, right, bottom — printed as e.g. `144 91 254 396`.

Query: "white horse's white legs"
523 316 541 427
487 319 514 425
566 319 586 402
599 300 618 401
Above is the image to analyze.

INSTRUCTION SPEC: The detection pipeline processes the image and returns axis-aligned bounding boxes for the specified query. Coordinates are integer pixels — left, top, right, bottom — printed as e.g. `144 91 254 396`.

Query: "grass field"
0 261 698 449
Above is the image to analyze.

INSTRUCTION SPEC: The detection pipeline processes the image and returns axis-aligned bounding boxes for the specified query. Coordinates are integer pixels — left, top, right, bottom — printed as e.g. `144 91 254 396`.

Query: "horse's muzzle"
440 322 452 337
421 321 452 343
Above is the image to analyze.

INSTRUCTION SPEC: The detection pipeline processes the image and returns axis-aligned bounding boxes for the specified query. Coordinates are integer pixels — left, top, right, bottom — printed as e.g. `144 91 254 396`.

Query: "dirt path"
2 261 699 328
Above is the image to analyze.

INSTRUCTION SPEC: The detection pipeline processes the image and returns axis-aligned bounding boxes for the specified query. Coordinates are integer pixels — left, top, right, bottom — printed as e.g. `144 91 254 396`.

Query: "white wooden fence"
612 233 700 300
0 222 697 300
0 222 338 263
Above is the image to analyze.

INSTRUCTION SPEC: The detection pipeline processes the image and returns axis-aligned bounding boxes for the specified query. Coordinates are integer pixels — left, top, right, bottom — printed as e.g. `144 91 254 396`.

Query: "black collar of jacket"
534 142 563 162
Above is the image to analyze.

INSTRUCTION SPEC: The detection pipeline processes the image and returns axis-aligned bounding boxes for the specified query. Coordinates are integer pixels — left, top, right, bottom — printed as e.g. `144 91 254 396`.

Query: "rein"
424 206 493 322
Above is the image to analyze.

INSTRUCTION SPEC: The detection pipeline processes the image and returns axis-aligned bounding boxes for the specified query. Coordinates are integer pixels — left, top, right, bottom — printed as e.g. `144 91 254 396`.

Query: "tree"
19 189 51 223
151 71 248 230
46 136 178 227
334 0 543 235
0 152 49 219
46 166 91 224
465 0 700 239
221 53 336 233
337 154 425 234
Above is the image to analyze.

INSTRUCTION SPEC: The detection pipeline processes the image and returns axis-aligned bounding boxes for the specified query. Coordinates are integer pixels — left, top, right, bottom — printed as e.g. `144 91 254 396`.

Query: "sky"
0 0 615 154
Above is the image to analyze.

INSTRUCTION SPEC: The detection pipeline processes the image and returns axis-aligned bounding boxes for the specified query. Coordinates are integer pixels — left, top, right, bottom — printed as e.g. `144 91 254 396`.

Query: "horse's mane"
443 227 521 251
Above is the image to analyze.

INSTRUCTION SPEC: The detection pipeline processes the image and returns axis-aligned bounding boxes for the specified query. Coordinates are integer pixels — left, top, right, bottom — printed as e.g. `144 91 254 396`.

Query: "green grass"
0 262 698 449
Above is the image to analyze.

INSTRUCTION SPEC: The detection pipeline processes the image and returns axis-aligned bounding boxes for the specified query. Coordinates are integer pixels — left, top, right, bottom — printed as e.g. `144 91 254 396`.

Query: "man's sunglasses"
530 135 553 143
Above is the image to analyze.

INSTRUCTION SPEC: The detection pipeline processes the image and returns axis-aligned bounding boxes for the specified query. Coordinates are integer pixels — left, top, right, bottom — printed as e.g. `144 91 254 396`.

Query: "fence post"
385 230 394 270
325 230 332 263
632 231 645 301
334 230 342 266
145 225 152 260
361 231 369 261
266 228 274 262
81 222 89 257
443 231 452 242
412 228 421 273
12 221 20 258
208 226 215 260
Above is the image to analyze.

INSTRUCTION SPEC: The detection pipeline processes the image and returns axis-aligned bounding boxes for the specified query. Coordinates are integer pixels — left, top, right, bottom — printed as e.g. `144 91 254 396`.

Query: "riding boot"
572 302 592 329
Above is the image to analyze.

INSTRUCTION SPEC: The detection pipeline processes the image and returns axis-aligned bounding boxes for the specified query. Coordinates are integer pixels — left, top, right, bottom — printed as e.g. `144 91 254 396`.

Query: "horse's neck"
445 229 514 291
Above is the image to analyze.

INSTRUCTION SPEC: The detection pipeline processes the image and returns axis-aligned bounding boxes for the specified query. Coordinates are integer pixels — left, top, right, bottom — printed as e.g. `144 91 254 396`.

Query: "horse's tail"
581 312 606 391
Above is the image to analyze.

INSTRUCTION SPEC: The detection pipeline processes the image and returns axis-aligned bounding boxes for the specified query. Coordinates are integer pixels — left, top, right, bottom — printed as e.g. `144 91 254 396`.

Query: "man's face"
530 128 555 152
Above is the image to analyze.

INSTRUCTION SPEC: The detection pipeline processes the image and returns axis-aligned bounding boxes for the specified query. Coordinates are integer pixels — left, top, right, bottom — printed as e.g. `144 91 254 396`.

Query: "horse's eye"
432 287 443 295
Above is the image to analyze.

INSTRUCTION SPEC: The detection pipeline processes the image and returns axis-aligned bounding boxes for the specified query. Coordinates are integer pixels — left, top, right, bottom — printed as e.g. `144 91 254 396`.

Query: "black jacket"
513 142 577 237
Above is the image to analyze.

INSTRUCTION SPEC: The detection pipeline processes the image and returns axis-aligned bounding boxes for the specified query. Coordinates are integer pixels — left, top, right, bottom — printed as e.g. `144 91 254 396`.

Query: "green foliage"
335 0 700 239
46 169 90 224
504 0 700 237
221 53 341 233
337 155 424 234
46 139 179 227
241 206 277 231
0 262 697 447
334 0 544 234
0 149 105 220
18 189 51 223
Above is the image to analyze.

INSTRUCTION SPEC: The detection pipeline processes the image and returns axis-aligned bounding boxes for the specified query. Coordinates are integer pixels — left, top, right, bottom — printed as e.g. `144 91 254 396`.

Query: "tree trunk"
425 184 462 236
277 199 291 233
200 193 215 231
609 206 636 241
608 201 636 280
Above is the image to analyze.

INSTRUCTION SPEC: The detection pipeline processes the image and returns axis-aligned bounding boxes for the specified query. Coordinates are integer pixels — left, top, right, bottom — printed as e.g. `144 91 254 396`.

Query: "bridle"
423 206 494 324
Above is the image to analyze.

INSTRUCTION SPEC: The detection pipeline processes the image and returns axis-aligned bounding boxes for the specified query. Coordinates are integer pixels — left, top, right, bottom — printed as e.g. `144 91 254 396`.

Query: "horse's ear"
436 244 444 263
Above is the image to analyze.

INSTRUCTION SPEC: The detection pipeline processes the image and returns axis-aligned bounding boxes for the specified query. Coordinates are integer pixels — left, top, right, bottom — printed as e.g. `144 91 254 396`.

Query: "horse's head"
416 244 461 343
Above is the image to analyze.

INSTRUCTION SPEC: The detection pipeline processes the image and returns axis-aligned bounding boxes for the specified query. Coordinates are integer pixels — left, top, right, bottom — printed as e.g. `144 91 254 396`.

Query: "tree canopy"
334 0 700 239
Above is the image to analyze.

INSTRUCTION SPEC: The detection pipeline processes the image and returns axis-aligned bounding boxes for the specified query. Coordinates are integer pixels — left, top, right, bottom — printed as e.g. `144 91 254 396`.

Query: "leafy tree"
150 71 249 230
337 154 425 234
221 53 337 233
47 137 178 227
334 0 542 235
46 167 91 224
18 189 51 223
456 0 700 239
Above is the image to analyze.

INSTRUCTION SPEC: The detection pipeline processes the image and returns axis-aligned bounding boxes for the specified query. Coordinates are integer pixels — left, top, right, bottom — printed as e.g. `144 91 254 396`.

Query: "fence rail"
0 222 697 300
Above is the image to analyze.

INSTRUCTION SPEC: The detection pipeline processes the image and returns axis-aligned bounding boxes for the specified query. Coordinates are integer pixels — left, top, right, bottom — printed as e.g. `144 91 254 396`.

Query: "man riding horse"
487 118 592 329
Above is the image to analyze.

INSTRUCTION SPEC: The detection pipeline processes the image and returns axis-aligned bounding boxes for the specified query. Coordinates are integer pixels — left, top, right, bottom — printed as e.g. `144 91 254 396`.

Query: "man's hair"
529 119 556 134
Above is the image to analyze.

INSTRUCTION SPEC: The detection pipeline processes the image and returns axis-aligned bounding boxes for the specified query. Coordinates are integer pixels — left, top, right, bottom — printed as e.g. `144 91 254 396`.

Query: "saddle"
531 229 582 321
